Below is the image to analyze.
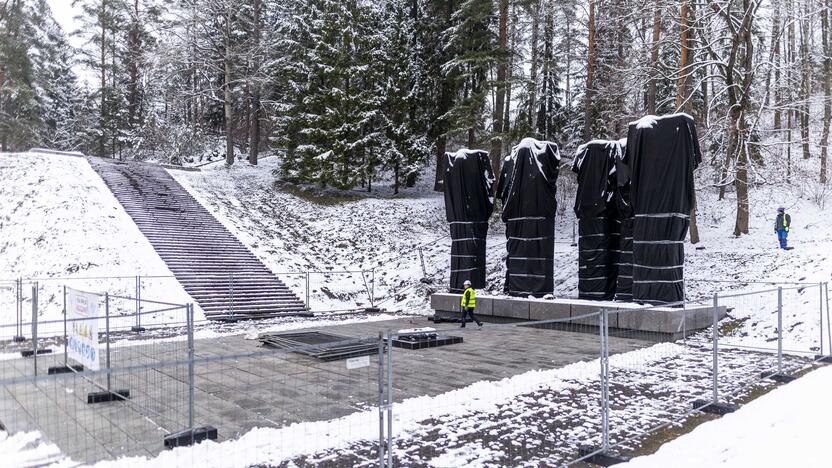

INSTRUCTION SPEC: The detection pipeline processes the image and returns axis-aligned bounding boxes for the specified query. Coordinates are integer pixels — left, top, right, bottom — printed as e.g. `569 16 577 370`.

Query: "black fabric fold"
572 140 625 301
497 139 560 297
444 149 495 292
626 114 701 304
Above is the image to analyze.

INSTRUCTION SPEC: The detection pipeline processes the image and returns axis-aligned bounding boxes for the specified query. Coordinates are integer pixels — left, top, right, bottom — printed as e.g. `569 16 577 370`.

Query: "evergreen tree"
378 0 430 194
0 0 40 151
282 0 385 189
440 0 498 147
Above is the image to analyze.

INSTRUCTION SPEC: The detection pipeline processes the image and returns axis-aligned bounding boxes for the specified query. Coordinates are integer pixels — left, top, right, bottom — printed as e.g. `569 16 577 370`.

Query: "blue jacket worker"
774 207 791 250
460 280 482 328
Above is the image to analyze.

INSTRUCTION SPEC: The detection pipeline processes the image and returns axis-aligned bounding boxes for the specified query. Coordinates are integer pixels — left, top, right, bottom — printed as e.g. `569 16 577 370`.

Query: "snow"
631 112 695 129
2 148 832 466
616 364 832 468
0 430 63 467
168 156 452 314
573 139 625 171
0 152 198 336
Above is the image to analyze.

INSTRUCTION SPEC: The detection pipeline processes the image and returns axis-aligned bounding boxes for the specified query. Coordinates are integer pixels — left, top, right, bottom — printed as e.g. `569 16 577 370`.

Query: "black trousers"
461 307 480 326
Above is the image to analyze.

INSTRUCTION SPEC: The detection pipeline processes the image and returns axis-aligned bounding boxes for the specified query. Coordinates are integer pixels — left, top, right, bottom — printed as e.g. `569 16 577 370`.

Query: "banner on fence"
66 287 100 370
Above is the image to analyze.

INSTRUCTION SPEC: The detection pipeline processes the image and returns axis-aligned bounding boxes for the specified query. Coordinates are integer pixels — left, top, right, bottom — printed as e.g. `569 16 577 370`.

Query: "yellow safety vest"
460 287 476 308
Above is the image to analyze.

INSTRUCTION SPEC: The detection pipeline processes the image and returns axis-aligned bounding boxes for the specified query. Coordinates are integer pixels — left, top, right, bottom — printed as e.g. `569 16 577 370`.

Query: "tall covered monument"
497 138 561 297
443 149 496 292
626 114 701 304
572 140 626 300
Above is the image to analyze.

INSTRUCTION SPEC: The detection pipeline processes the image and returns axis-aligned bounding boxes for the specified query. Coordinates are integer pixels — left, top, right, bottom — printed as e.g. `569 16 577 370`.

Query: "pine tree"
0 0 41 151
440 0 498 147
379 0 430 194
281 0 385 189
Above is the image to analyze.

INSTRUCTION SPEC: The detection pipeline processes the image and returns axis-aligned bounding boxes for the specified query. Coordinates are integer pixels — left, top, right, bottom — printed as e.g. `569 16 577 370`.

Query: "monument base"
430 293 728 341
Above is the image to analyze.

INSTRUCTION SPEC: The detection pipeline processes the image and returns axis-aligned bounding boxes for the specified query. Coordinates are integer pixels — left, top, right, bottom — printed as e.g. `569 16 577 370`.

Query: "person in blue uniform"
774 207 792 250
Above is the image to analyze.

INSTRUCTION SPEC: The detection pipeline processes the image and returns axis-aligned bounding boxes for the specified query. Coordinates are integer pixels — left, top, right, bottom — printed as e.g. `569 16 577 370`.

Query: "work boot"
477 321 483 327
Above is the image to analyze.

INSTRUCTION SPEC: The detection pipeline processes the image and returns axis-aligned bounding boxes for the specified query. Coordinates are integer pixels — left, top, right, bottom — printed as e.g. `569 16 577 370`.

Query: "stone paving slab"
0 316 647 464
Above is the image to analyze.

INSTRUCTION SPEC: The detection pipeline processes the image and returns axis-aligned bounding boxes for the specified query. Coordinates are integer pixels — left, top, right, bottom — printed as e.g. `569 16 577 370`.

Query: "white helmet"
463 280 472 287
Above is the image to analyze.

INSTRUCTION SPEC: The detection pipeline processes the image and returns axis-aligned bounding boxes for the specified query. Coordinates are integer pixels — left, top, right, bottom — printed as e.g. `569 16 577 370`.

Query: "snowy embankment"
616 364 832 468
0 151 198 335
168 156 580 313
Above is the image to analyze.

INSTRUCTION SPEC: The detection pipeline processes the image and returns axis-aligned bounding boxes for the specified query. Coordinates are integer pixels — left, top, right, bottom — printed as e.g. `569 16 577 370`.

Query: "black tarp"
444 149 495 292
626 114 701 304
572 140 625 300
497 138 560 297
613 142 634 302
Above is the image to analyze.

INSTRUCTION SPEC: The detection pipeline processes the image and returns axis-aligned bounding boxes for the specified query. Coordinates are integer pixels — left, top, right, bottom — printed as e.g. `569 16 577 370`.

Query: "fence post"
14 278 23 342
105 292 111 393
820 282 825 356
777 287 783 375
32 283 38 376
826 282 831 356
63 285 68 367
712 292 718 404
135 275 142 331
306 272 310 311
371 268 376 308
377 332 385 466
187 303 195 429
600 309 610 451
386 330 394 468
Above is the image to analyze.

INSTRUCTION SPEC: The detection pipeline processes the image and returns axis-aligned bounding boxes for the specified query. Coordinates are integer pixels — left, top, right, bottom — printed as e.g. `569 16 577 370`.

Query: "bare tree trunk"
489 0 508 184
503 4 516 140
787 0 795 181
676 1 699 243
770 1 782 130
434 135 447 191
822 0 831 183
646 0 661 114
733 0 757 236
800 0 811 160
528 0 541 130
224 6 234 166
248 0 261 165
99 4 107 158
433 0 455 192
584 0 596 140
675 0 690 111
126 0 141 131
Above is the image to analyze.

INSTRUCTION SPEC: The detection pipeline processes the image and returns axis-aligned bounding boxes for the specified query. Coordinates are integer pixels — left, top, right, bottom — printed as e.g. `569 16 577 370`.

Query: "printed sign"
66 288 100 370
346 355 370 370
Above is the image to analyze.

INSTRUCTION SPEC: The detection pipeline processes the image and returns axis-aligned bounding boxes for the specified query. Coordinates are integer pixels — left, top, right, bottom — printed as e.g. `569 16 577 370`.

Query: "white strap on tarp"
633 264 683 270
634 213 690 219
508 236 554 241
633 240 685 245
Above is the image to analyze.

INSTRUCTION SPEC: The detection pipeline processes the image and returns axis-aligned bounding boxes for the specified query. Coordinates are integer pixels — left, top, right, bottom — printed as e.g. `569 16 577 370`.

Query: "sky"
46 0 79 38
45 0 94 86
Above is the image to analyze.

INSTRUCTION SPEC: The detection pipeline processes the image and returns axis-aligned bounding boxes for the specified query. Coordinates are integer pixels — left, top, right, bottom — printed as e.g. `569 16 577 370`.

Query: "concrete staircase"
89 158 308 321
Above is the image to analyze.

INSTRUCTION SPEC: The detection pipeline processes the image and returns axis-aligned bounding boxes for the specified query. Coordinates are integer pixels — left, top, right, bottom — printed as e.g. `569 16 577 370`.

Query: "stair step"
90 158 307 321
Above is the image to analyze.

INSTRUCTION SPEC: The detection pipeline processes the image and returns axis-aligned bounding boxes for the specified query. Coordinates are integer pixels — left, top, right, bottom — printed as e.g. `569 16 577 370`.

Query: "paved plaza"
0 316 648 464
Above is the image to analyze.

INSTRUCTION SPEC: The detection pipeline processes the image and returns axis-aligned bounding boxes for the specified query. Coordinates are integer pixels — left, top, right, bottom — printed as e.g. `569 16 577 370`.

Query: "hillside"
0 151 197 330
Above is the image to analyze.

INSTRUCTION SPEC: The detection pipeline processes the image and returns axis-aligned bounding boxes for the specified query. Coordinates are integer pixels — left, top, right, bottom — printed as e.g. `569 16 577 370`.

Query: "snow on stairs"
89 158 309 321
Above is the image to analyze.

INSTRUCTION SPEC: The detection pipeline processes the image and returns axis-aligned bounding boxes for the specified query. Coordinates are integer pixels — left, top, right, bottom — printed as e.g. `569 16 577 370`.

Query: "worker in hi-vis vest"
774 207 792 250
460 280 482 328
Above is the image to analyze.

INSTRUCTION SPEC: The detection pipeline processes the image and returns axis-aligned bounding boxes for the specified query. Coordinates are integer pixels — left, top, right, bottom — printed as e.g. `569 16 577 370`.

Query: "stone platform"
431 294 728 340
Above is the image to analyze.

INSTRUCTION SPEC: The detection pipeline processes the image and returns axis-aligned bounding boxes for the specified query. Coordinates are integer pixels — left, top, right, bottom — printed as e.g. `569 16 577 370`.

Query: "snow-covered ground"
0 151 198 337
1 150 831 466
168 156 580 314
616 364 832 468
